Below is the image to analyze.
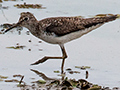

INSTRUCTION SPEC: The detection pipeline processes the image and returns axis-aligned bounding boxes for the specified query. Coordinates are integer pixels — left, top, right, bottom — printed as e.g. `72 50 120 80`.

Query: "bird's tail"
94 14 120 23
116 14 120 18
95 14 120 18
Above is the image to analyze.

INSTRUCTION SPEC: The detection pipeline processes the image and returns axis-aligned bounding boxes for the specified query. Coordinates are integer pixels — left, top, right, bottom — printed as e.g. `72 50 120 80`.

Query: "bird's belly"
39 24 103 44
40 31 85 44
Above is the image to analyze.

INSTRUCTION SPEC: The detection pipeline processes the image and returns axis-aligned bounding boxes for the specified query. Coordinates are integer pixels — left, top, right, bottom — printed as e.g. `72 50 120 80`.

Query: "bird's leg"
60 44 67 74
31 56 63 65
31 44 67 68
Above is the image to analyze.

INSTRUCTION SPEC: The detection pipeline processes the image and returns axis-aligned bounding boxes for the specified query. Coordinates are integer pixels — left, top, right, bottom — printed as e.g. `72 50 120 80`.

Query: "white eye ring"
24 17 29 21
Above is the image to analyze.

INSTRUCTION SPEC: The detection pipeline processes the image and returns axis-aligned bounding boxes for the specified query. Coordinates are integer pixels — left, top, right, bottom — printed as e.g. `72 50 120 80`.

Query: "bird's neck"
25 21 41 37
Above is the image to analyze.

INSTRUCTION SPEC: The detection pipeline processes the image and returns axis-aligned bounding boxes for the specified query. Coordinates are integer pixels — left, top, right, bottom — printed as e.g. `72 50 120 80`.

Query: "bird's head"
4 12 37 33
18 12 37 27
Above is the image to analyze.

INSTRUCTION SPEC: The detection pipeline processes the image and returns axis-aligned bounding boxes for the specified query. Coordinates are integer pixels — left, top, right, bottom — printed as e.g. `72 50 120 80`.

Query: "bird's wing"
45 15 117 36
45 17 85 36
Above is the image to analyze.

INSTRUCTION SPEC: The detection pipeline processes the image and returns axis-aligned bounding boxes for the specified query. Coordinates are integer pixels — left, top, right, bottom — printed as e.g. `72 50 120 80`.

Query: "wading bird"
4 12 120 73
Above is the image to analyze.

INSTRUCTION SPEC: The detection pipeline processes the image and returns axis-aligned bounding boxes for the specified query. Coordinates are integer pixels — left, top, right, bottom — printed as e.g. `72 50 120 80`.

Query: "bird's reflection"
29 69 91 90
30 69 65 81
31 69 60 80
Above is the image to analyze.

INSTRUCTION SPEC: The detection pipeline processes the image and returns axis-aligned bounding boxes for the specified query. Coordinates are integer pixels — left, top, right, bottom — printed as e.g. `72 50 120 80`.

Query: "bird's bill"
3 19 25 34
3 23 18 34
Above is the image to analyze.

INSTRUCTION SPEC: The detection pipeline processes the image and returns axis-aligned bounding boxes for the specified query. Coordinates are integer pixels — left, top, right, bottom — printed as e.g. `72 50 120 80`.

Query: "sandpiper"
4 12 120 72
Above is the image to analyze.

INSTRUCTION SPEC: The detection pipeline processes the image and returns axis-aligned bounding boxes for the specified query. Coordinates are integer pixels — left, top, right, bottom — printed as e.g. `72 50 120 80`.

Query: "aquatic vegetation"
6 45 26 49
5 79 19 82
14 2 46 9
0 75 8 79
88 85 101 90
66 68 80 74
54 70 60 73
0 75 8 82
13 74 23 78
37 80 46 84
75 66 91 70
2 69 120 90
66 68 72 71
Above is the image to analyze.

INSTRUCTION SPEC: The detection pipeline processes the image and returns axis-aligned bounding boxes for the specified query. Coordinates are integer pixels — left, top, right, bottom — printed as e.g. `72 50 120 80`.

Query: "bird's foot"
31 56 63 65
31 56 49 65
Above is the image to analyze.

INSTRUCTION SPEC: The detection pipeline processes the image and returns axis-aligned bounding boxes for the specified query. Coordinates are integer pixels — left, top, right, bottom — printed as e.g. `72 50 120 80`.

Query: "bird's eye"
24 17 29 21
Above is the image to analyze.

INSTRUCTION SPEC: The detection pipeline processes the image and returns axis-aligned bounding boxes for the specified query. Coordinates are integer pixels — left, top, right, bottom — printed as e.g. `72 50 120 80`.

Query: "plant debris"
31 70 113 90
36 80 46 84
0 75 8 82
6 45 26 49
14 2 46 9
0 75 8 79
66 68 72 71
4 0 17 1
68 71 80 74
2 69 120 90
54 70 60 73
19 76 24 85
13 74 23 78
30 69 103 90
57 73 66 77
5 79 19 82
66 68 80 74
5 75 25 87
75 66 91 70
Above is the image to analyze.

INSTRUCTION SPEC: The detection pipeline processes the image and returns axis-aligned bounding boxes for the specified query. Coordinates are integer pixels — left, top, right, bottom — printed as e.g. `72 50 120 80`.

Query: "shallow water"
0 0 120 89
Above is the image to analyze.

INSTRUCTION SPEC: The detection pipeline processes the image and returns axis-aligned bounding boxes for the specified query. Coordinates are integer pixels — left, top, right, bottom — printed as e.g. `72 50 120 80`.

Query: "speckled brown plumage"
15 12 118 38
38 15 117 36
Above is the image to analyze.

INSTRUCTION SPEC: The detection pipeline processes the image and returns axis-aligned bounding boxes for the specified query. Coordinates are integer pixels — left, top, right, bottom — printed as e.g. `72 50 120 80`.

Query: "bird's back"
39 15 118 37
